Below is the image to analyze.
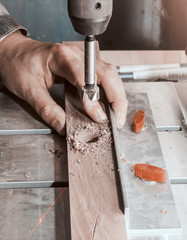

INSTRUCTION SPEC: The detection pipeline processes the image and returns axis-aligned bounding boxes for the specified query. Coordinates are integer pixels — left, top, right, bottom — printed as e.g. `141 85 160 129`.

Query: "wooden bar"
65 83 127 239
100 50 187 67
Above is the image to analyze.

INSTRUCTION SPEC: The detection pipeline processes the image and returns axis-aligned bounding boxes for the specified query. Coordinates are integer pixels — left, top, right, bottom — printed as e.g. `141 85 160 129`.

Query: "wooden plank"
65 82 127 239
0 188 71 240
0 134 68 187
64 41 126 239
100 50 187 67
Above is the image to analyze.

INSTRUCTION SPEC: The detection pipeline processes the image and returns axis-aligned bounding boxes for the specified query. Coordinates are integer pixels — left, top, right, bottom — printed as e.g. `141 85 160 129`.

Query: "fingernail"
117 114 126 129
96 109 108 122
53 120 65 135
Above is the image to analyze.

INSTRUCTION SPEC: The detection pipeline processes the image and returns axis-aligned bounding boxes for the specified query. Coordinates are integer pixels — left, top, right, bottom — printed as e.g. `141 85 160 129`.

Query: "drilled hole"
95 2 101 10
87 136 99 143
78 131 100 144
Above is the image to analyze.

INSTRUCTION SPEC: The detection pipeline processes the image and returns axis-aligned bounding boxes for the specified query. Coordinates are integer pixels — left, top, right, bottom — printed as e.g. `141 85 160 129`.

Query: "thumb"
27 84 66 135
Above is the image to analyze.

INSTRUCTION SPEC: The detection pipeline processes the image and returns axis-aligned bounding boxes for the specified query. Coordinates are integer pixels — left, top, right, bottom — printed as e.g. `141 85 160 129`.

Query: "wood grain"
100 50 187 67
64 41 126 240
65 83 126 240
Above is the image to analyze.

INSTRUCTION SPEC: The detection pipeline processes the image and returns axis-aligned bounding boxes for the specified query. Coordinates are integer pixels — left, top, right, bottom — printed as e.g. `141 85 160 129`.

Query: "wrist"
0 30 30 81
0 30 31 58
0 29 24 46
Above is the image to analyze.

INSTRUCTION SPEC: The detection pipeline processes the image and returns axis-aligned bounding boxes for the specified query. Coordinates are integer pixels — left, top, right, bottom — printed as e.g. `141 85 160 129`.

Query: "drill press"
68 0 113 101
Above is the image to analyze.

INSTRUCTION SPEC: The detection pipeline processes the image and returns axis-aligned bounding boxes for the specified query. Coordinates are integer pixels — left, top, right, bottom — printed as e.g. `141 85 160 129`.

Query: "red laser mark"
25 149 79 240
69 150 80 165
25 187 67 240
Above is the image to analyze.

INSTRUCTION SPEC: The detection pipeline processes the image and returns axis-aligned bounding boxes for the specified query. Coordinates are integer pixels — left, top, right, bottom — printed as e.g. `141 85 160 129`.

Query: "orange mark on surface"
135 164 166 183
133 110 145 133
69 150 80 165
25 187 67 240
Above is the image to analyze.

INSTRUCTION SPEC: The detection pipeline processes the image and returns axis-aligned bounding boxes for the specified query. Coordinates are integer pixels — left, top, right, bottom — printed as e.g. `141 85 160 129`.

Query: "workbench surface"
0 50 187 240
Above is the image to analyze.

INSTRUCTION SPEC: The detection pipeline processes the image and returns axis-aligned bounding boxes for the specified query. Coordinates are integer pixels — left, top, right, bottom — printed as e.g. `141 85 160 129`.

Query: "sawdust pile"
67 121 112 155
160 208 169 215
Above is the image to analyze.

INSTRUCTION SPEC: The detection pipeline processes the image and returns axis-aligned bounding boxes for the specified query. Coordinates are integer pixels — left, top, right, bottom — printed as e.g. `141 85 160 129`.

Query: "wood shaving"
160 208 169 215
130 165 135 172
25 171 31 179
120 152 136 165
120 153 127 163
67 121 112 156
49 149 59 155
118 168 123 171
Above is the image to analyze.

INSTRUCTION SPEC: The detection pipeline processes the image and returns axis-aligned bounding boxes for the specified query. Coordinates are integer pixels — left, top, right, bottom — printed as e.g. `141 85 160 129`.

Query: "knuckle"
65 44 82 54
51 43 65 55
68 45 84 60
69 44 79 51
39 105 51 120
52 44 83 60
100 62 117 79
105 63 116 73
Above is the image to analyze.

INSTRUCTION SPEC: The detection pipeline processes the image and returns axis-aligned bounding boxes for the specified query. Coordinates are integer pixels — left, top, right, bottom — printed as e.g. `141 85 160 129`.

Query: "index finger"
96 60 128 129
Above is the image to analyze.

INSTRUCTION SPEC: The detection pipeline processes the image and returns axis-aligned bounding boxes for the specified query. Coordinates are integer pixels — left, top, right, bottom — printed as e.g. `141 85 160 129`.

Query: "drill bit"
81 35 99 102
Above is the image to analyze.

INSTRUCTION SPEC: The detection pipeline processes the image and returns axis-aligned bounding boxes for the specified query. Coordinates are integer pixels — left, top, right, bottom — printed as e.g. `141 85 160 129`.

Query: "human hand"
0 31 127 135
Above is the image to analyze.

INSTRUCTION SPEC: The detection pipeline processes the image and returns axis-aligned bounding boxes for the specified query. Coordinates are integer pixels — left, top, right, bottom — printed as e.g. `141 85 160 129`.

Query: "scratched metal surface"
169 185 187 240
0 85 48 131
123 82 187 183
175 82 187 124
110 93 181 237
0 134 68 187
0 83 64 133
0 188 71 240
124 82 182 128
0 82 69 239
158 131 187 184
129 185 187 240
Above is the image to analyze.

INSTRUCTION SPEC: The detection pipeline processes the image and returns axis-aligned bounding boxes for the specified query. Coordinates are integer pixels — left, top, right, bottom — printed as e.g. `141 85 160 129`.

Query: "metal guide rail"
110 93 182 239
